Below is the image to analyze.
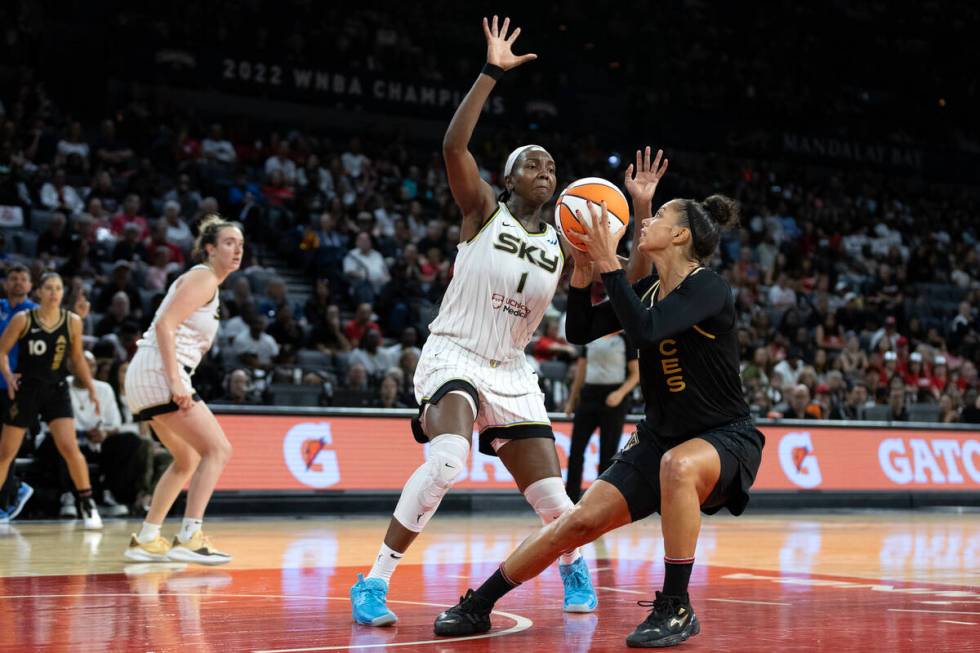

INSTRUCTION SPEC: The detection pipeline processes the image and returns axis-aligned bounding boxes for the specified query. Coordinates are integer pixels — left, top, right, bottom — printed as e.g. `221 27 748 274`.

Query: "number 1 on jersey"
517 271 528 293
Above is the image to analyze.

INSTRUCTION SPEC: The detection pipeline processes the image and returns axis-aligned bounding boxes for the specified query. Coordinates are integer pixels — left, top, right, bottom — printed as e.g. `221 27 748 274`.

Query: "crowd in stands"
0 2 978 520
1 76 976 422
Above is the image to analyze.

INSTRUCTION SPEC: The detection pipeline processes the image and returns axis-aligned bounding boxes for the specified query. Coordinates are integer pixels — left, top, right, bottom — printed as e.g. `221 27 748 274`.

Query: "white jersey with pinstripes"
136 264 220 371
427 202 563 362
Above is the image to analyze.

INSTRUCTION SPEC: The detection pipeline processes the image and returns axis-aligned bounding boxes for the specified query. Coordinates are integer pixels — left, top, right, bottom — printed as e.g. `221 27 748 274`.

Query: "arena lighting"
608 153 621 167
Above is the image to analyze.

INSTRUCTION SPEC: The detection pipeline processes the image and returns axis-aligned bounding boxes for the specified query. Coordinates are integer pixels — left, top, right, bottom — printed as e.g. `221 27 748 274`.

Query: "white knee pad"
524 476 574 525
393 434 470 533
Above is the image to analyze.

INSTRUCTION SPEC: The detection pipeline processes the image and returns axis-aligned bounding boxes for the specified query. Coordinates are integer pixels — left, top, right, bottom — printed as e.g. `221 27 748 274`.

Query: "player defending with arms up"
350 15 597 627
433 149 765 648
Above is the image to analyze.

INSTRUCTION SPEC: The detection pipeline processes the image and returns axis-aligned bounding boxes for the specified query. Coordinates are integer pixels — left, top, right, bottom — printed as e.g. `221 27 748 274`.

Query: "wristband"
482 63 505 80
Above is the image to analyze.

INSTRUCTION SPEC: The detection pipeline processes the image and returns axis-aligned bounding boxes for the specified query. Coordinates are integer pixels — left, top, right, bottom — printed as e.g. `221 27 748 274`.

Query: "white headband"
504 144 548 177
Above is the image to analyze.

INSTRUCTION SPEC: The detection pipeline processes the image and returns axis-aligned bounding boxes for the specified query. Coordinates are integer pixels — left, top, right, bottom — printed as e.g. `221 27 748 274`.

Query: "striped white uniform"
125 265 220 415
417 203 564 448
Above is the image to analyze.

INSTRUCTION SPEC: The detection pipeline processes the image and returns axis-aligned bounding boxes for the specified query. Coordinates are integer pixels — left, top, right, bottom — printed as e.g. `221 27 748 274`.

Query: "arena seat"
269 383 322 407
908 403 941 423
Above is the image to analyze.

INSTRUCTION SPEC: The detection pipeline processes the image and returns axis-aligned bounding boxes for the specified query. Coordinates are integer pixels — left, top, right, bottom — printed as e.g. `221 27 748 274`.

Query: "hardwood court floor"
1 510 978 652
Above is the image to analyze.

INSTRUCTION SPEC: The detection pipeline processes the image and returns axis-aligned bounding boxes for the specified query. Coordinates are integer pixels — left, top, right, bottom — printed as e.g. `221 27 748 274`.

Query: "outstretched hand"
483 15 537 71
575 200 625 272
624 146 669 205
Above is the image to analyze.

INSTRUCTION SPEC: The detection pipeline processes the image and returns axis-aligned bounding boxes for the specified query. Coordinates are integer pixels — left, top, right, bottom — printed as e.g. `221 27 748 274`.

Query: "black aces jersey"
566 268 750 440
15 309 71 383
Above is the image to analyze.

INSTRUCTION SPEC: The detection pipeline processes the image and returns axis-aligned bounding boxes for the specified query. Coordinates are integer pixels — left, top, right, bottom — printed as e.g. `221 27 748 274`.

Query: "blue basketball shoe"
7 483 33 521
350 573 398 626
560 556 598 612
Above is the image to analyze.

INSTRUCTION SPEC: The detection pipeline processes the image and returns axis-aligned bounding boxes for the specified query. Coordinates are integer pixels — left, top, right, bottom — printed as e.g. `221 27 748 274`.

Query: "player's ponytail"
681 195 739 262
192 214 243 262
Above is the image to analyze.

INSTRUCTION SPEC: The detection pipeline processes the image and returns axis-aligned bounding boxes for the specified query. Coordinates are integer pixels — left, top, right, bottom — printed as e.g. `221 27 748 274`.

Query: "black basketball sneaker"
626 592 700 648
433 589 494 636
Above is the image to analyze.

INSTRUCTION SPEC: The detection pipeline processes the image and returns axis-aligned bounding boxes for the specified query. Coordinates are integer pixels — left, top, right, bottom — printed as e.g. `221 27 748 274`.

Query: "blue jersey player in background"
0 263 37 523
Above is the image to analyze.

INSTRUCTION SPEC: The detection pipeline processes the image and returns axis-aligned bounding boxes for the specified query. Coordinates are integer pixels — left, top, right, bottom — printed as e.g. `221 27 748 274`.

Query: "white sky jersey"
137 264 220 370
428 202 564 362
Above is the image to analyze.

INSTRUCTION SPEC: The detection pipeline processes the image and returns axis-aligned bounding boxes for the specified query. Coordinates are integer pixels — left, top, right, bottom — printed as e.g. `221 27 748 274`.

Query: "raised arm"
573 199 728 348
623 147 668 283
444 16 537 241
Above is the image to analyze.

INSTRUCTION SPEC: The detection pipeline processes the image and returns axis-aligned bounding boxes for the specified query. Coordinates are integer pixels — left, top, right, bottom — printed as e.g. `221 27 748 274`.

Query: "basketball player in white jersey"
350 15 597 626
123 215 243 565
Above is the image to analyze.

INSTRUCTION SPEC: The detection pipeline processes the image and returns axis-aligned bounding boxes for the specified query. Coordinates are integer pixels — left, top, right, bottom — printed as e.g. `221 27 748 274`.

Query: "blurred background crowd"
0 1 977 516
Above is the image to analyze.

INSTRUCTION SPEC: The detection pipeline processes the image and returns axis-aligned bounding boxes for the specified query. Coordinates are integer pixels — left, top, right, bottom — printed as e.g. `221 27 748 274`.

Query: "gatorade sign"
778 432 822 489
282 422 340 488
211 414 980 493
756 427 980 491
877 437 980 485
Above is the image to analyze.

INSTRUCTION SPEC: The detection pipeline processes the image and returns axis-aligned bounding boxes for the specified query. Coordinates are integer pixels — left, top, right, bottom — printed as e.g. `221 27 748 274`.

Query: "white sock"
367 542 404 585
178 518 203 543
137 522 162 544
560 548 582 566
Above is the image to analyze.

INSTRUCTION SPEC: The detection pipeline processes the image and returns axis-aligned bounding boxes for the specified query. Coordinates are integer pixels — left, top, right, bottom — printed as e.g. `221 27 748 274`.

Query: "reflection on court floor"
0 512 977 652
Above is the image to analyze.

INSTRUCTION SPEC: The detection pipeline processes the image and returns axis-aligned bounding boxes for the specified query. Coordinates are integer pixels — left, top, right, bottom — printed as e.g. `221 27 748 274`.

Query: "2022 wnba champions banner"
211 414 980 493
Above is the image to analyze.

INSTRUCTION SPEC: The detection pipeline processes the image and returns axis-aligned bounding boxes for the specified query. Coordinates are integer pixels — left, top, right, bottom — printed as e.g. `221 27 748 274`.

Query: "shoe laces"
637 591 684 617
358 579 387 604
454 589 490 614
564 561 591 591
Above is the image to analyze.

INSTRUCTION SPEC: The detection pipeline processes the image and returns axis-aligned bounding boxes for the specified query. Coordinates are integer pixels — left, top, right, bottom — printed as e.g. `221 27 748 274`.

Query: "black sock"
662 556 694 598
474 567 520 605
77 488 93 501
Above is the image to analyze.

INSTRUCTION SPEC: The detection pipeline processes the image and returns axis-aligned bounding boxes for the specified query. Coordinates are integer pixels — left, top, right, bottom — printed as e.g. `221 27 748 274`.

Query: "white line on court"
918 600 980 606
0 593 533 652
252 597 532 653
938 620 976 626
889 609 980 616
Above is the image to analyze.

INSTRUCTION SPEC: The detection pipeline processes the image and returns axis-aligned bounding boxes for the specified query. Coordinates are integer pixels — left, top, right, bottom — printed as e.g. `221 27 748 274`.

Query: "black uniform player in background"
433 148 765 648
0 272 103 528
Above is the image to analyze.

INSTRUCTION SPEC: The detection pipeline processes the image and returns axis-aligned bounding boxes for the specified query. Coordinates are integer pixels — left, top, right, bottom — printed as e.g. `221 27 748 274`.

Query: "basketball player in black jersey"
0 272 103 528
433 148 765 648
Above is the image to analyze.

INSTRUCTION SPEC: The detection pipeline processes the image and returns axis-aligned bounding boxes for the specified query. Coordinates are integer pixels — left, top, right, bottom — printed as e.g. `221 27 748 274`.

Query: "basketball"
554 177 630 251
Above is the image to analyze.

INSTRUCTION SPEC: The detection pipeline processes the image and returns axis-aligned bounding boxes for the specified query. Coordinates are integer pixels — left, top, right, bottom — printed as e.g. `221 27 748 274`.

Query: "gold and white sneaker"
123 534 172 562
167 531 232 566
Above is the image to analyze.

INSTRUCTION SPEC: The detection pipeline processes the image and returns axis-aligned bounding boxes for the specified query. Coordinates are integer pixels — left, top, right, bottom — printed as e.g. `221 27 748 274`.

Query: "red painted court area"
1 561 976 652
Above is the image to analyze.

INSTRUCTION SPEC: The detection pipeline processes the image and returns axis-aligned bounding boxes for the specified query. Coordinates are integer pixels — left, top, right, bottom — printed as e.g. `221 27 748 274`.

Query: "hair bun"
198 213 225 231
702 194 740 230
